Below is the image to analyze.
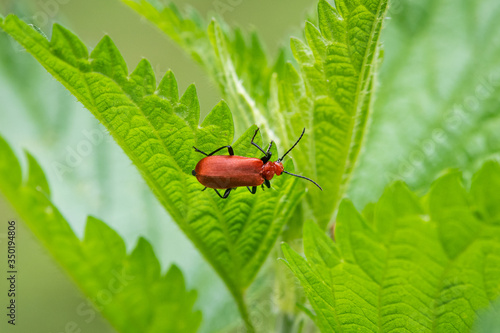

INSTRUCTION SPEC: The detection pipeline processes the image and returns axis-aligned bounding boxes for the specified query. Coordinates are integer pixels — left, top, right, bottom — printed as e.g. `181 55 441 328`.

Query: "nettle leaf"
0 15 302 329
271 0 388 228
0 136 201 333
125 0 389 229
123 0 282 137
350 0 500 208
282 162 500 332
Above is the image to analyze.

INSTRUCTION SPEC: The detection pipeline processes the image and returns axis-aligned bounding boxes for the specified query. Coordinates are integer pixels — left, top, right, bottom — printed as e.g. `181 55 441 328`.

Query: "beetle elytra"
192 128 322 199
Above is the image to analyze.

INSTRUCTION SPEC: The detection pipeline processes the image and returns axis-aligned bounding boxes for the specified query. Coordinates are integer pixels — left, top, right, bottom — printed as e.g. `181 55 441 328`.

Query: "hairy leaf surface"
283 162 500 332
271 0 388 228
0 136 201 333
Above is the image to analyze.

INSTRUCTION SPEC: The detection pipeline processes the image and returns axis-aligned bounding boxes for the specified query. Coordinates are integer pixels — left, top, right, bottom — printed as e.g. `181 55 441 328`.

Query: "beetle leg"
264 179 271 188
207 145 234 156
214 188 232 199
222 189 232 199
247 186 257 194
261 184 265 191
193 146 208 156
201 187 207 191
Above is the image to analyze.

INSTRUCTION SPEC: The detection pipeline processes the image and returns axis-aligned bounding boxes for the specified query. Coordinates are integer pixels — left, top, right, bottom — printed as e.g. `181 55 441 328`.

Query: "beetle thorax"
261 161 284 180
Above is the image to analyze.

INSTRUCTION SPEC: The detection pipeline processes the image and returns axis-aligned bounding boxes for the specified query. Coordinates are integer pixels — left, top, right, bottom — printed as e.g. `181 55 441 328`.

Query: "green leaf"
177 84 200 129
350 0 500 208
471 161 500 224
0 15 302 330
0 136 201 333
283 161 500 332
303 219 340 283
158 69 179 102
25 151 51 196
271 0 389 228
0 136 22 191
428 170 481 259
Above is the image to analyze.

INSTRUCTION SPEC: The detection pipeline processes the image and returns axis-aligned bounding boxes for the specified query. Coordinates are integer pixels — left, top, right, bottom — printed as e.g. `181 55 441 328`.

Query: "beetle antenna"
282 170 323 191
278 128 306 162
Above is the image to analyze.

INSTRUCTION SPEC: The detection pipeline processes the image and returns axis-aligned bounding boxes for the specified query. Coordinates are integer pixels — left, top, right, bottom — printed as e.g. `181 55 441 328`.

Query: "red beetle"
192 128 322 199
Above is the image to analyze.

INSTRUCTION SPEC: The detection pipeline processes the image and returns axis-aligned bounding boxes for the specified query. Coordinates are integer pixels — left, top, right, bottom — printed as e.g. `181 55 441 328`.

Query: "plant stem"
232 289 255 332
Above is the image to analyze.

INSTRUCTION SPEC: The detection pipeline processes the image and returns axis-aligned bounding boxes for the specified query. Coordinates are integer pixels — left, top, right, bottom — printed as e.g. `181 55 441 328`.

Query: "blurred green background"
1 0 500 332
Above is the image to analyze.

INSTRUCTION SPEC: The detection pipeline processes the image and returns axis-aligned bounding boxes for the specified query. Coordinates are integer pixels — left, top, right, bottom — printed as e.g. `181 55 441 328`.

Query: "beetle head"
274 162 284 176
262 162 282 180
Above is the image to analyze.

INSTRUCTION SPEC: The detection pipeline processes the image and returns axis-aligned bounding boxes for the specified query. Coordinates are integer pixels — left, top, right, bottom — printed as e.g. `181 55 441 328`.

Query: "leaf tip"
94 34 115 51
84 216 112 243
216 99 229 110
24 149 51 196
338 197 354 210
290 37 304 52
3 13 15 24
157 69 179 101
318 0 334 11
477 159 500 176
304 20 315 29
135 236 152 251
165 264 187 289
180 83 199 106
167 263 182 275
85 215 109 230
280 242 293 257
